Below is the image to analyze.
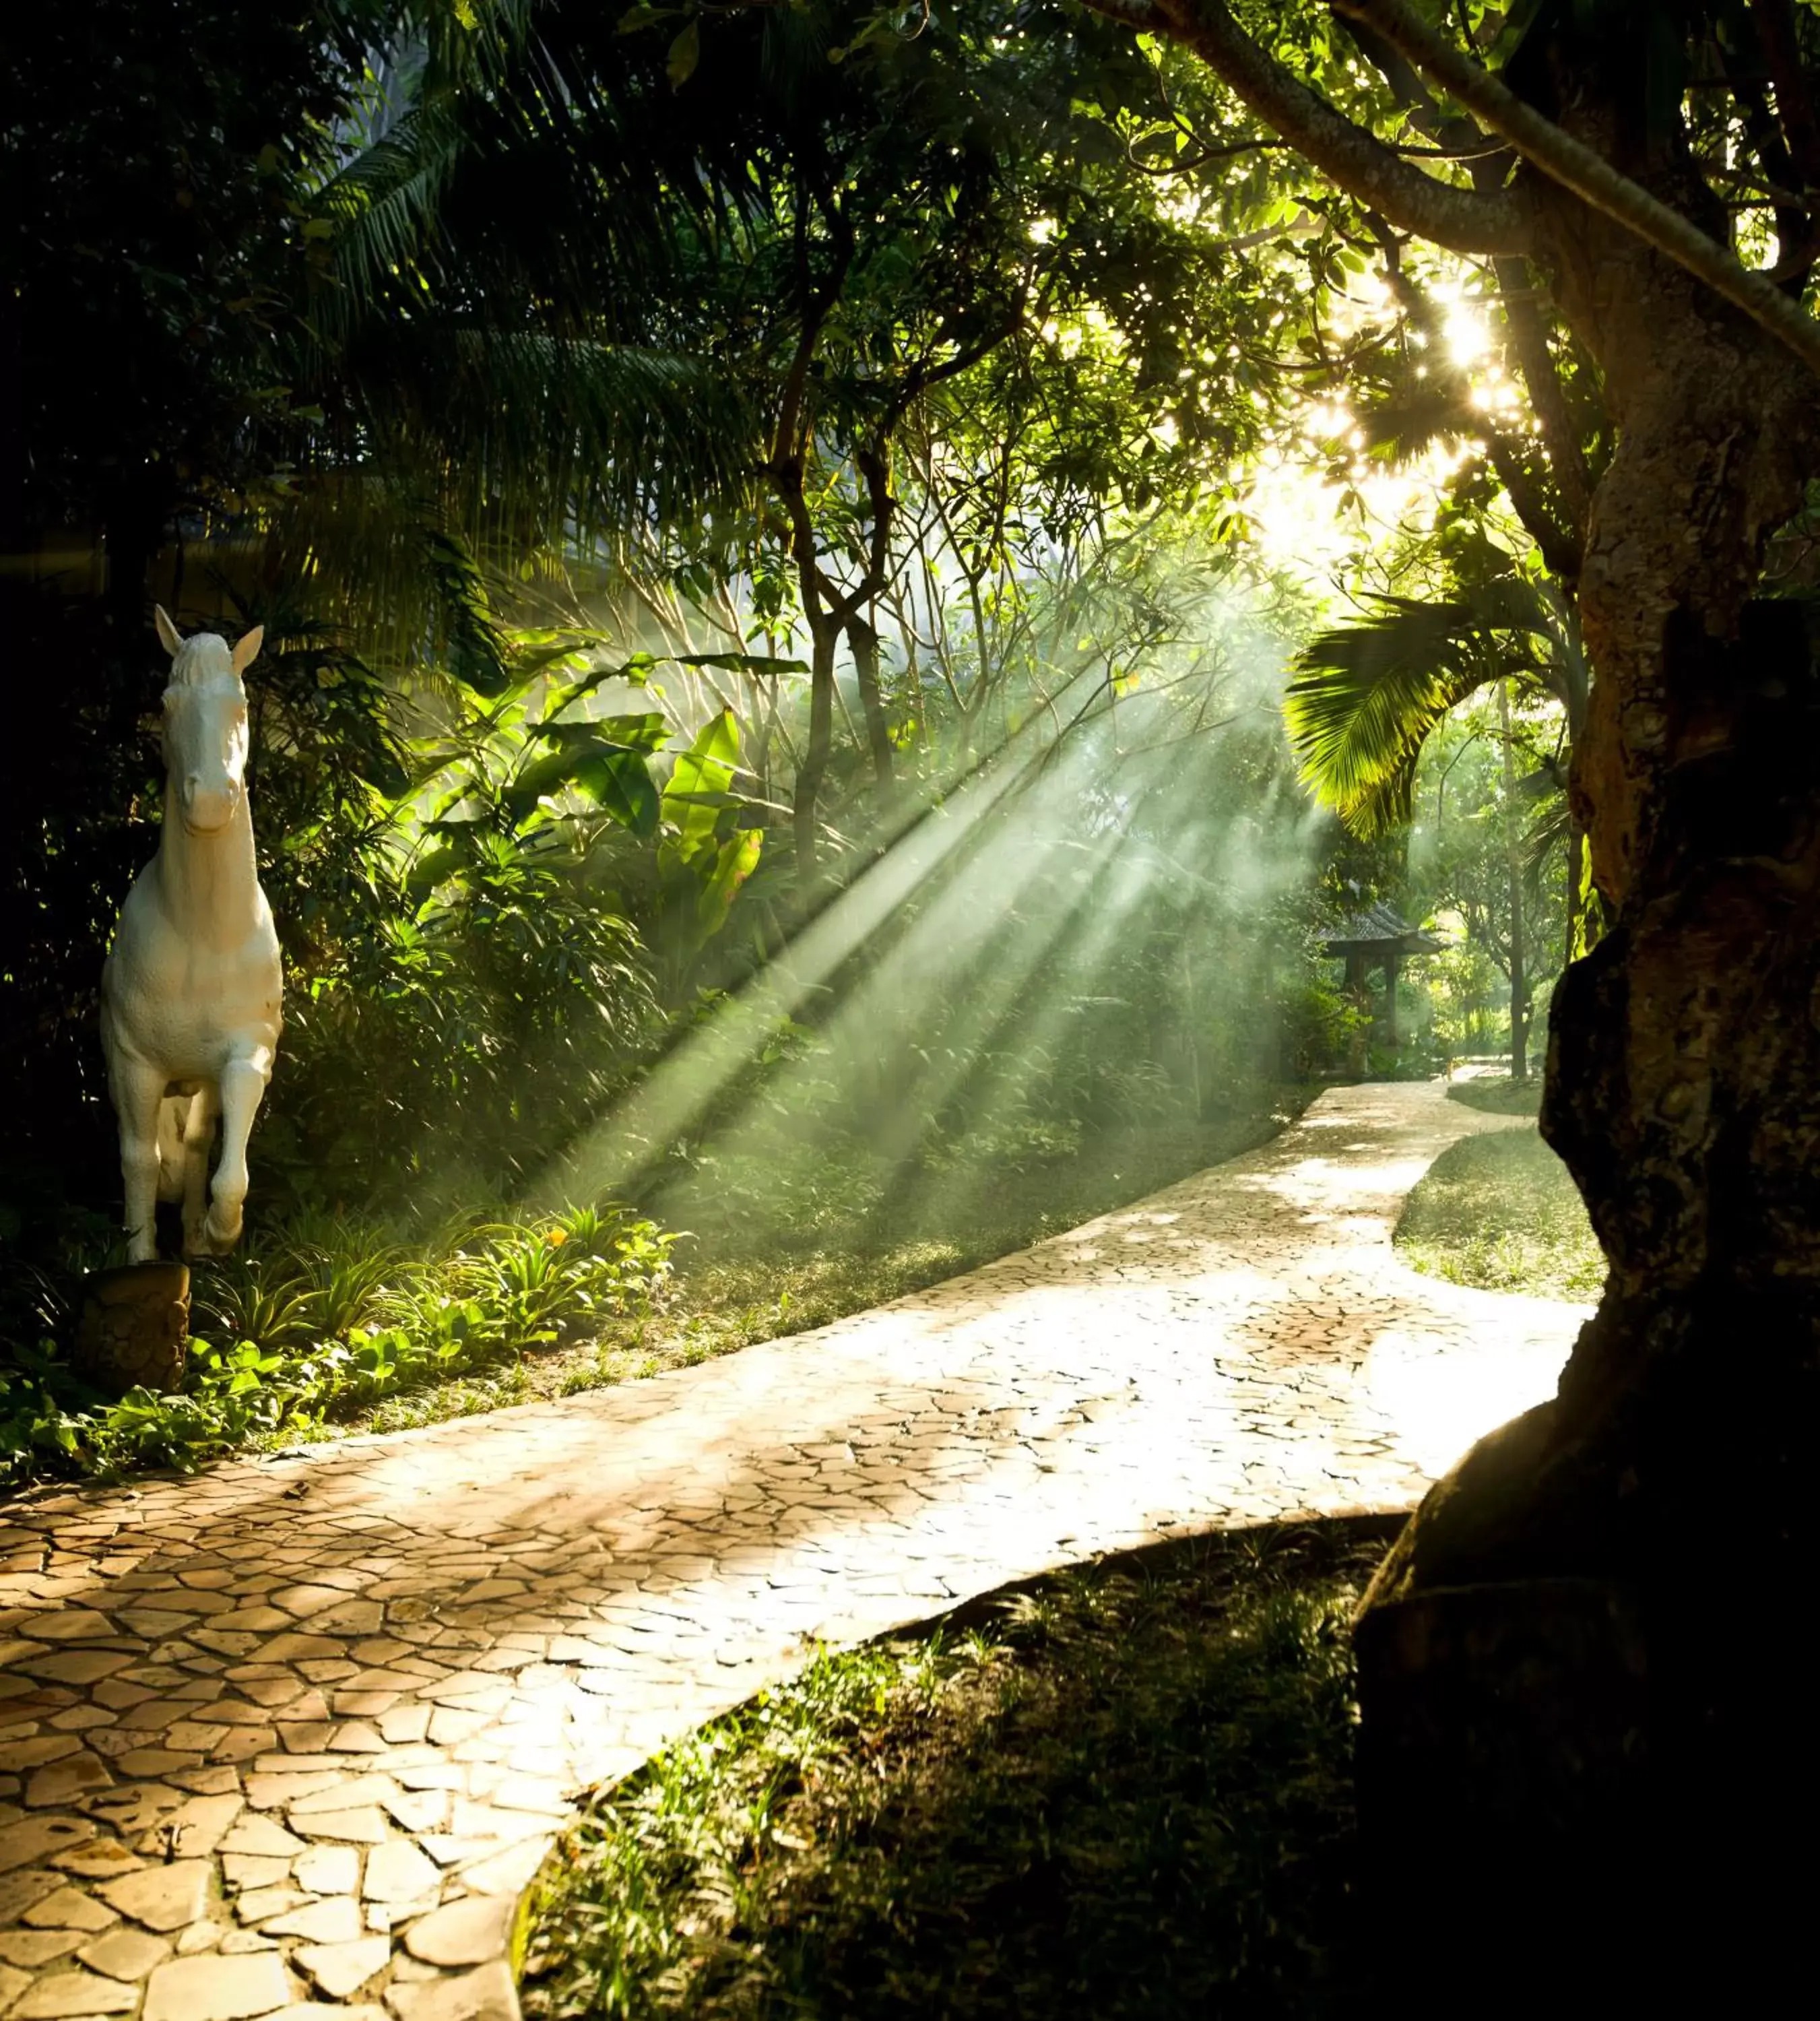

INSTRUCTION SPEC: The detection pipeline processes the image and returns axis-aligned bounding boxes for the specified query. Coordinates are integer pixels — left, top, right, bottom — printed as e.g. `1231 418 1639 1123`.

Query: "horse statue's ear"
154 606 183 657
231 625 265 677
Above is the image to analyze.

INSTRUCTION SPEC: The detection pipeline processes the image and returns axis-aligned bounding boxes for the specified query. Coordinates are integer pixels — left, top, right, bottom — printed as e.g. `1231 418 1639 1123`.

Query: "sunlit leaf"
666 19 699 90
575 748 662 835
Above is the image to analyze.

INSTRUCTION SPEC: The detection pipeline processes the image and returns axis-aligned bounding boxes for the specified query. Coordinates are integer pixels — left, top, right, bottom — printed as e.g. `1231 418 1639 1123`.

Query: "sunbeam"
533 585 1310 1245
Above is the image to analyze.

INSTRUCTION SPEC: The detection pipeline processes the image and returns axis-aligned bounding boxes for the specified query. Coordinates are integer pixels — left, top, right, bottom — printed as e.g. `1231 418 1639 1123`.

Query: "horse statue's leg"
110 1058 170 1265
177 1089 220 1258
202 1054 269 1254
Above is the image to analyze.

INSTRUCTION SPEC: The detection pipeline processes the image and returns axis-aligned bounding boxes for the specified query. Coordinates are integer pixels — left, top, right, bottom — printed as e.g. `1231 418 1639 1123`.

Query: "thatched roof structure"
1321 903 1445 959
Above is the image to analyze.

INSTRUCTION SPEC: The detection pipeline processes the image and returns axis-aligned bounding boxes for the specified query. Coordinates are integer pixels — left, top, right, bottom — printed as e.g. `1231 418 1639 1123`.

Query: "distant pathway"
0 1081 1586 2021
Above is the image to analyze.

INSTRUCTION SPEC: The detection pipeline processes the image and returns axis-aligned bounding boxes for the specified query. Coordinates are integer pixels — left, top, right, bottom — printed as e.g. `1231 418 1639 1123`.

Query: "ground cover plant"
521 1519 1392 2020
1395 1123 1604 1302
1444 1072 1542 1118
0 1202 674 1483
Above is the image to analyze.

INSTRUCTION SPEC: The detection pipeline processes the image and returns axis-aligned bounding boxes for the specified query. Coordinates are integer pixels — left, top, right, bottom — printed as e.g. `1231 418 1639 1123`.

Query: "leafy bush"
1280 978 1367 1080
0 1202 674 1485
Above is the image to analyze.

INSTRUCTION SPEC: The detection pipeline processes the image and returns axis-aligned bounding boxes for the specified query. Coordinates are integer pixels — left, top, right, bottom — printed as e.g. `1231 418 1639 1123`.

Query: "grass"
1443 1072 1541 1117
0 1202 678 1483
521 1518 1390 2021
1396 1126 1605 1300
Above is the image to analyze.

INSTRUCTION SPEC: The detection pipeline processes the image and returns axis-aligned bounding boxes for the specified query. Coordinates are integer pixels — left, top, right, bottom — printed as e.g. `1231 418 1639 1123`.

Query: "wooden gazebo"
1322 903 1444 1047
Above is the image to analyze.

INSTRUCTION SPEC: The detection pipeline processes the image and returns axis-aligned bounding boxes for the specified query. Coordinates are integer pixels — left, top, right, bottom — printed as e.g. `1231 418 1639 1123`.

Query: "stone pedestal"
73 1261 190 1395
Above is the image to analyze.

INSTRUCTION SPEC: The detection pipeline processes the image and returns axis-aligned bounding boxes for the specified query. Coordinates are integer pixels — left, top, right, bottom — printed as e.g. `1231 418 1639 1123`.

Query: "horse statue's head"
154 606 263 837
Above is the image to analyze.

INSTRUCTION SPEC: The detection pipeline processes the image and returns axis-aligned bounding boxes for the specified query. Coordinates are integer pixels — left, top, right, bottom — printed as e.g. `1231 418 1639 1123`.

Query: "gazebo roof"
1322 903 1445 958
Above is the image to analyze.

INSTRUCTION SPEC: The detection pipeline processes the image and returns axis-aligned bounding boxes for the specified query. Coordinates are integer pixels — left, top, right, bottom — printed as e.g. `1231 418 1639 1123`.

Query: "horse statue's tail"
156 1096 191 1204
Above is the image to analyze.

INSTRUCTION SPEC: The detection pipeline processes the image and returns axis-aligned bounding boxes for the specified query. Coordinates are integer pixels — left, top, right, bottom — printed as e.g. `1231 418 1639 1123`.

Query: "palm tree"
1284 568 1588 1079
270 3 769 688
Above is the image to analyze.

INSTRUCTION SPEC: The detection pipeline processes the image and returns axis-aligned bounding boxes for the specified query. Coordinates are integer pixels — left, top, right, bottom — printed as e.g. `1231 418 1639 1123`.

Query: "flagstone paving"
0 1078 1590 2019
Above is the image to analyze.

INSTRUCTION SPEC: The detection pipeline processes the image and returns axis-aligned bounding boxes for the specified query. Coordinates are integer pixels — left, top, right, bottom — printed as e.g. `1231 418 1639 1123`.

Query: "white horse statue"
102 609 283 1263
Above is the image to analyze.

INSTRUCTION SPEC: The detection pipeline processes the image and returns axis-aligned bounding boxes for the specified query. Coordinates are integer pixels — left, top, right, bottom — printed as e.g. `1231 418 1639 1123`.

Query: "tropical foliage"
1 1202 673 1483
3 0 1642 1478
1287 562 1583 840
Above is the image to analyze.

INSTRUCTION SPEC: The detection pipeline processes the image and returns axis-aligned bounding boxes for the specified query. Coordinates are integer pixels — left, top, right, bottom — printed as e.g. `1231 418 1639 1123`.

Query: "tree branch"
1749 0 1820 196
1335 14 1592 547
1334 0 1820 381
1074 0 1532 255
1369 216 1582 575
1485 430 1583 580
1491 257 1592 543
1720 71 1816 288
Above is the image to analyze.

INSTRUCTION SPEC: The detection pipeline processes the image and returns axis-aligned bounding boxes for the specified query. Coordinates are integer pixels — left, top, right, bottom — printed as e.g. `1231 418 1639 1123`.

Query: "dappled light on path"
0 1081 1587 2017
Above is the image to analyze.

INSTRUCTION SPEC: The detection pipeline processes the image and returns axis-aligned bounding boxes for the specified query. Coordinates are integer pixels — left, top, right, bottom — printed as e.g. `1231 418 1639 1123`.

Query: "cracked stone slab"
141 1948 295 2020
0 1081 1584 2017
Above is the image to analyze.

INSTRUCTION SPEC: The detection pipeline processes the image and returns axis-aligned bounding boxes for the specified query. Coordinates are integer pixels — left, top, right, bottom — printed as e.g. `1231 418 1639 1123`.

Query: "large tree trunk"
1497 677 1529 1080
1355 167 1820 1988
791 615 839 881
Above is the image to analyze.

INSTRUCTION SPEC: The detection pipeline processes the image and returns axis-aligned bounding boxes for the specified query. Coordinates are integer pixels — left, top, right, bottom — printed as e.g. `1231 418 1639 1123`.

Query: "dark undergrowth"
521 1518 1390 2021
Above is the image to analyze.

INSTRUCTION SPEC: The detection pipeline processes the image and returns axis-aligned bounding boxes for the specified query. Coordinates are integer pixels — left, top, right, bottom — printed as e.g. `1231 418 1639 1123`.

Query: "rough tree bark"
1074 0 1820 1984
1357 86 1820 2000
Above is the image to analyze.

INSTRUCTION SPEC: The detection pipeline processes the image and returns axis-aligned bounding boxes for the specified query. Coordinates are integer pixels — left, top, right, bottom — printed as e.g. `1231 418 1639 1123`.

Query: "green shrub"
0 1201 674 1485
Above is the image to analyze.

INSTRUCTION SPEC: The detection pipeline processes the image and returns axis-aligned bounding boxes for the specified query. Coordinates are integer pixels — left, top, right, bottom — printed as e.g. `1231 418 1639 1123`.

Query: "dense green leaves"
659 709 765 956
3 0 1555 1414
0 1202 674 1485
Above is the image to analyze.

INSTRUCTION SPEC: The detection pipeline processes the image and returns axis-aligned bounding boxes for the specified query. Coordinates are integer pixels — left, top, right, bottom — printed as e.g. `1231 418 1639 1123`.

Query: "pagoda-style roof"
1322 903 1445 958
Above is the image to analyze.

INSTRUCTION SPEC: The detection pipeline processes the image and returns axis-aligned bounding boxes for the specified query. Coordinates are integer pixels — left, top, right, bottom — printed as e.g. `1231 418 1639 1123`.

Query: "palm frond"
340 327 765 545
274 470 511 689
1285 598 1496 837
1452 575 1559 640
419 527 512 695
1522 784 1572 880
1351 385 1472 465
314 96 469 347
1285 573 1583 838
274 326 765 678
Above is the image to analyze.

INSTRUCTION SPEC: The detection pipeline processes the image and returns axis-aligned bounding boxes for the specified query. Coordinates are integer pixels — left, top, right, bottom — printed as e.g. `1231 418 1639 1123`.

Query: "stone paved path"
0 1080 1589 2021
